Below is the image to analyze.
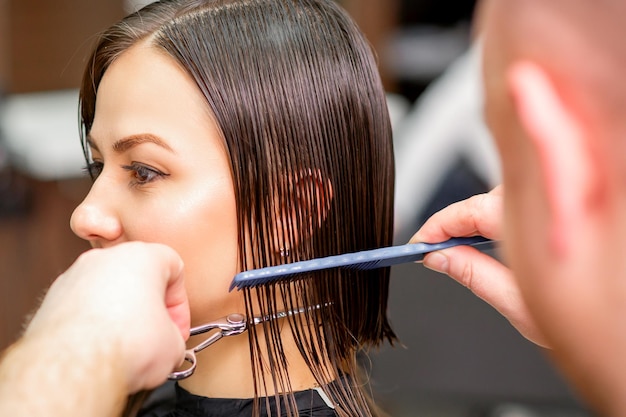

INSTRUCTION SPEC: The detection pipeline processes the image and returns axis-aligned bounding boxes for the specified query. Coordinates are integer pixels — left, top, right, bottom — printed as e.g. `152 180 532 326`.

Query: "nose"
70 181 123 247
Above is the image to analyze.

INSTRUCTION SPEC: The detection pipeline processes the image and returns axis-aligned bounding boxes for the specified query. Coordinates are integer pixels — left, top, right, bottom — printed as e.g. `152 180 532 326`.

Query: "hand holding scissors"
168 306 321 380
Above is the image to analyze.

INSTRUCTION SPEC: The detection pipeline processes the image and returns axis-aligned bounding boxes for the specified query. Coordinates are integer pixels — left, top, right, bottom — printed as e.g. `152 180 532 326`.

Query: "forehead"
89 42 215 147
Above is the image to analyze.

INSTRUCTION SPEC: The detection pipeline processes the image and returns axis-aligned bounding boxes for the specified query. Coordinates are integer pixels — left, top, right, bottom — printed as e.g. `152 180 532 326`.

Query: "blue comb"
229 236 495 291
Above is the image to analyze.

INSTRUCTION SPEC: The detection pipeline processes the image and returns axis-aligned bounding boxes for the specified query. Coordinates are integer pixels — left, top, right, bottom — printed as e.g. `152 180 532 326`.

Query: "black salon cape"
139 382 338 417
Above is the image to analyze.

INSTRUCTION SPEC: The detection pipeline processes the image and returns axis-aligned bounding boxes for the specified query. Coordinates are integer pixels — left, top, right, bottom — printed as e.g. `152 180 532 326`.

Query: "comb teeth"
229 236 495 291
347 260 380 270
228 273 300 291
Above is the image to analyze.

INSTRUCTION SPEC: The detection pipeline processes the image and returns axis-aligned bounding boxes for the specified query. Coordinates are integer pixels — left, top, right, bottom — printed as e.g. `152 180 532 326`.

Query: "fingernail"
424 252 449 274
408 232 423 244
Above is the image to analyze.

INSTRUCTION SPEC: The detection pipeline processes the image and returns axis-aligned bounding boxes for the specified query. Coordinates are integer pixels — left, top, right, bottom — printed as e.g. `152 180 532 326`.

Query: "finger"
424 245 548 347
164 269 191 341
424 246 510 307
410 186 503 244
123 242 184 287
138 243 190 340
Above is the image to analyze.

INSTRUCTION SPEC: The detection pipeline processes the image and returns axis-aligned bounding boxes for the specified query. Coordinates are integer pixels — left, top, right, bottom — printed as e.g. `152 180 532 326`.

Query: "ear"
274 169 334 256
294 169 334 227
507 61 597 258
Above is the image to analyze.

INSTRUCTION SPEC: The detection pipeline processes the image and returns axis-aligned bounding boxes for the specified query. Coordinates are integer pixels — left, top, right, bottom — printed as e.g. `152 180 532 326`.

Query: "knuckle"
459 261 475 290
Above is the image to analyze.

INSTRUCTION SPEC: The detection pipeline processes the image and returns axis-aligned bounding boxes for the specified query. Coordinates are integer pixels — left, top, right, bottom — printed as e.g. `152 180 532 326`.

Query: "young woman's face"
71 43 243 325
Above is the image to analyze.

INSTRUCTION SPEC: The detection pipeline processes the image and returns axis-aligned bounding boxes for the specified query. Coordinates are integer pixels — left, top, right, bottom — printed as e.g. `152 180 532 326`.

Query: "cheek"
133 182 242 323
501 166 552 289
178 184 242 321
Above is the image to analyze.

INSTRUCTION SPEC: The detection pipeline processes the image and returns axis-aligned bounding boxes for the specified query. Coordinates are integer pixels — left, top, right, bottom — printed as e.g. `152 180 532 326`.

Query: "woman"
72 0 396 415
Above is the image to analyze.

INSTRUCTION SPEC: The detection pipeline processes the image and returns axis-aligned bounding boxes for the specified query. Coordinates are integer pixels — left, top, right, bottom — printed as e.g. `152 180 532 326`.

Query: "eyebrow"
86 133 176 154
113 133 175 153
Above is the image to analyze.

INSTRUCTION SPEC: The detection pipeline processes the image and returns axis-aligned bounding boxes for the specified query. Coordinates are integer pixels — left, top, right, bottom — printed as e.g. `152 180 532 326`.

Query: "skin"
414 1 626 415
0 242 189 417
70 41 317 398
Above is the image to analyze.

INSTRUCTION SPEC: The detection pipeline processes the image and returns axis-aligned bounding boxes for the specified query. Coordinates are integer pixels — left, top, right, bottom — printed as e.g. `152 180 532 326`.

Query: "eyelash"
82 161 168 186
121 163 168 186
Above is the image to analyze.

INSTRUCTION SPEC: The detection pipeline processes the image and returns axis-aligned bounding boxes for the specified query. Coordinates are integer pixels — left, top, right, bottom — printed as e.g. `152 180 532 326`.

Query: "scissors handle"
167 313 247 381
168 350 197 381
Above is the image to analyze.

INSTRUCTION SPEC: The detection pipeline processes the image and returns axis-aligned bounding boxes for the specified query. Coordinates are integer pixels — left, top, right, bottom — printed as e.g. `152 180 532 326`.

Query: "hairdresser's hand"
24 242 190 393
410 186 548 347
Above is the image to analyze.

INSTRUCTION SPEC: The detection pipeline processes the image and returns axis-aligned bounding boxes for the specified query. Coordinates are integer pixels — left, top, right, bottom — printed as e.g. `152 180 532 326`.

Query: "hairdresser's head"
478 0 626 412
71 0 394 412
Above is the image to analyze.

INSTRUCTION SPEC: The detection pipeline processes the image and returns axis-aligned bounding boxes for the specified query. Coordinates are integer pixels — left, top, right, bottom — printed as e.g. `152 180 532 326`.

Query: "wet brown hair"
80 1 396 415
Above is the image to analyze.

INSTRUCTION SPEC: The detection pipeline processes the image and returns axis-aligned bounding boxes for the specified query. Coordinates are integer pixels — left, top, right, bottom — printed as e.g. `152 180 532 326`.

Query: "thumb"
164 266 190 341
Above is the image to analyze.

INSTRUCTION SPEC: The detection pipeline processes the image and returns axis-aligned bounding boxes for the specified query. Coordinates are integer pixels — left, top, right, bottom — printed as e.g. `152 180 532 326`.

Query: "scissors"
168 305 321 380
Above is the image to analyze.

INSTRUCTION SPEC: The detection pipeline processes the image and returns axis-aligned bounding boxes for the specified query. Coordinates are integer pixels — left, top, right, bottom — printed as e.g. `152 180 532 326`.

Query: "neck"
178 324 322 398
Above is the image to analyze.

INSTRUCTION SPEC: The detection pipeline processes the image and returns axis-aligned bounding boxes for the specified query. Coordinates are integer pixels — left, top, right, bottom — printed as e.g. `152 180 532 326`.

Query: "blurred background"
0 1 593 416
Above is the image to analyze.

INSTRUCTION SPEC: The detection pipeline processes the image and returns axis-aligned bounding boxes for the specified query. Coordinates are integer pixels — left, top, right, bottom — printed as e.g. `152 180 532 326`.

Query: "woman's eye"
83 161 104 180
121 163 168 186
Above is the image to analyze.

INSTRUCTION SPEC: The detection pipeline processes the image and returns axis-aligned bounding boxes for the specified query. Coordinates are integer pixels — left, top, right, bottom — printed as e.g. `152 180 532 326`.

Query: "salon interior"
0 1 594 416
